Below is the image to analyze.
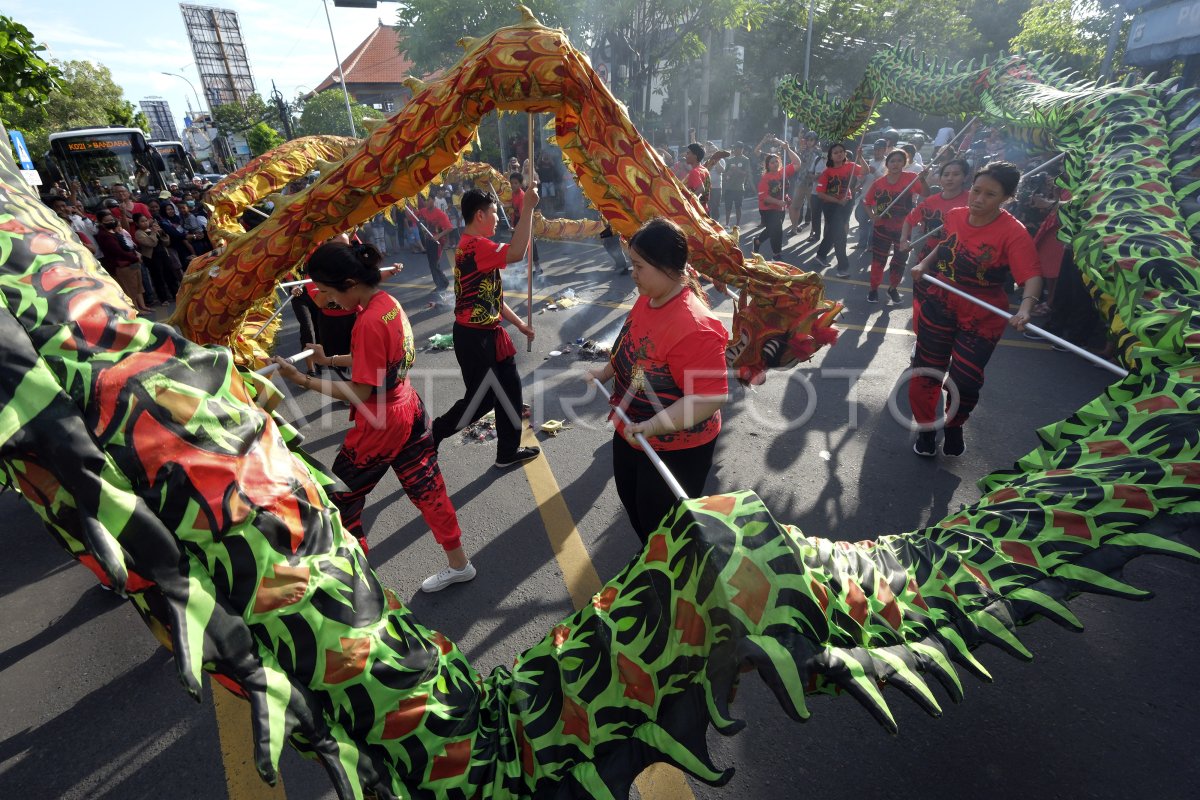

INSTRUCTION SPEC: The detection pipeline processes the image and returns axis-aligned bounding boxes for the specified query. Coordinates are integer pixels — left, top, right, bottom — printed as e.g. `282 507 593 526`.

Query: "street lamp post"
322 0 359 137
162 71 206 117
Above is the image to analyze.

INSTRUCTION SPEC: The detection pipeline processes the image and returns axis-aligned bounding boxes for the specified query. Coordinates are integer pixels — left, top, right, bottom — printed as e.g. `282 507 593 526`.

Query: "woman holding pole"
271 241 476 593
899 158 971 331
586 219 730 542
908 161 1042 458
863 149 927 304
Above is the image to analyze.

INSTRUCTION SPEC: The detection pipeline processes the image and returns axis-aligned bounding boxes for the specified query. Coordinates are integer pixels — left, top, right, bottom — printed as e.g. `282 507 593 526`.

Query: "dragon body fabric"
169 12 839 383
2 10 1200 800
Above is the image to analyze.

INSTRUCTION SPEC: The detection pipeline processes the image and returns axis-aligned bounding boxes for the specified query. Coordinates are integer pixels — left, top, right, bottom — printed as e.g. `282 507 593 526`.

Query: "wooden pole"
526 112 535 352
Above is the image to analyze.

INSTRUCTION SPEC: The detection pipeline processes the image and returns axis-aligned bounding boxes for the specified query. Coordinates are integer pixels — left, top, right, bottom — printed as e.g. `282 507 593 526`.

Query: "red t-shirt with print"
342 291 417 463
756 163 797 210
815 162 866 201
609 289 729 452
864 172 922 227
685 164 711 201
905 191 969 257
510 187 525 224
930 207 1041 299
454 233 508 327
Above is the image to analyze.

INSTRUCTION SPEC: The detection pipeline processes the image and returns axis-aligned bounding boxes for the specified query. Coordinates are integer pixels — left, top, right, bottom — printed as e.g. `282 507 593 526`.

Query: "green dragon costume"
2 15 1198 800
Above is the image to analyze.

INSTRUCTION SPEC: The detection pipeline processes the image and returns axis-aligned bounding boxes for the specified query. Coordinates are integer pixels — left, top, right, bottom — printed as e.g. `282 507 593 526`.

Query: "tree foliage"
0 59 148 162
0 15 60 111
246 122 284 156
296 89 377 137
211 94 272 136
1009 0 1129 79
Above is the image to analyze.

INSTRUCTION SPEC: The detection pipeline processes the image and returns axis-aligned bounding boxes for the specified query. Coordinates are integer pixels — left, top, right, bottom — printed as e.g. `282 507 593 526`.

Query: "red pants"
908 284 1008 428
870 223 907 290
331 392 462 552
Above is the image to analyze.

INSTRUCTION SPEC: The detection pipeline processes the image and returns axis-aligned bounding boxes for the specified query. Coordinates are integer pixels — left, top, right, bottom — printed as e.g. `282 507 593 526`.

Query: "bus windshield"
152 141 196 186
47 128 159 202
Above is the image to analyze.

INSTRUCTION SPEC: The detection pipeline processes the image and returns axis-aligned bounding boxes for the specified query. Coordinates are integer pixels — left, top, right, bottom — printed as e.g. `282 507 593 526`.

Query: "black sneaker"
913 431 937 457
942 426 965 457
867 289 879 303
887 287 902 304
494 446 540 469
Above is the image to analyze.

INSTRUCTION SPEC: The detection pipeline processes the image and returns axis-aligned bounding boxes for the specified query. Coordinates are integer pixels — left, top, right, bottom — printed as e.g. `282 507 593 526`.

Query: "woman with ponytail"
272 241 476 593
585 218 730 543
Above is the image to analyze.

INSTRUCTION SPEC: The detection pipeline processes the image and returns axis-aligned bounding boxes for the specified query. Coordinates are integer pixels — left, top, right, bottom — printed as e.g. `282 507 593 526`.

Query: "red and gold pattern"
172 10 838 380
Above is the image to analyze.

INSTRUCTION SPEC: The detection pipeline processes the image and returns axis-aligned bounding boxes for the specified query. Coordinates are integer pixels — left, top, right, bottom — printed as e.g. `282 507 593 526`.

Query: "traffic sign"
9 130 34 170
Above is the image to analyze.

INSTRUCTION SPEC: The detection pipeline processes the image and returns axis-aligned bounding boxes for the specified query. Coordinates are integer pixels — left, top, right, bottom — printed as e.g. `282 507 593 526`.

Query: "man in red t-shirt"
110 183 151 232
430 186 541 468
415 193 452 291
508 172 541 275
683 142 711 208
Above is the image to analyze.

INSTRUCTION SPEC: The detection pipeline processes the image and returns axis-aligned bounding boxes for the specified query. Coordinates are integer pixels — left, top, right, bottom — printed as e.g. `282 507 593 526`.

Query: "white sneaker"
420 562 477 593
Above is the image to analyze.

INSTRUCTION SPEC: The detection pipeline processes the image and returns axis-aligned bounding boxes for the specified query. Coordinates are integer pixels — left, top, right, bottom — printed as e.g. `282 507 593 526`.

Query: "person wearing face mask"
909 161 1042 458
180 200 212 255
585 218 729 543
94 209 152 313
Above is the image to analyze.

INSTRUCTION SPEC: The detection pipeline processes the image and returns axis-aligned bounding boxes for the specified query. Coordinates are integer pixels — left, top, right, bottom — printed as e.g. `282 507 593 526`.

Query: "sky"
8 0 392 137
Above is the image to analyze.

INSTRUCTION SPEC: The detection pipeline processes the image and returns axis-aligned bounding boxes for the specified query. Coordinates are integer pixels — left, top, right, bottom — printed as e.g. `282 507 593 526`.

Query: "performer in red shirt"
415 193 452 291
899 158 970 333
273 242 476 593
751 137 801 258
430 187 540 468
509 172 541 275
683 142 711 208
814 142 867 276
863 149 927 303
586 218 729 542
909 161 1043 458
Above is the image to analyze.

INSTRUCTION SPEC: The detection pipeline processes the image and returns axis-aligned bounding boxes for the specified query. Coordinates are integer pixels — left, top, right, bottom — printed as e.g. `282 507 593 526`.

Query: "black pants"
601 235 628 271
145 247 179 304
817 200 852 272
807 194 824 238
317 312 355 357
612 434 717 542
432 323 524 458
421 235 450 290
1045 249 1105 346
754 209 786 256
291 291 320 352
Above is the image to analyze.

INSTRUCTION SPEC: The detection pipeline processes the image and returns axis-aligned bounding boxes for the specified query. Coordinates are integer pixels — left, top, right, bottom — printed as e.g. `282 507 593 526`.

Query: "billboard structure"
140 98 179 141
179 4 256 109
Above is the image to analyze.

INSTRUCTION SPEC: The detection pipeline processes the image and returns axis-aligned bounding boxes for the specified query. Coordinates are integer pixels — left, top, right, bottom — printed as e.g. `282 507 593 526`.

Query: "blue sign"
8 130 34 170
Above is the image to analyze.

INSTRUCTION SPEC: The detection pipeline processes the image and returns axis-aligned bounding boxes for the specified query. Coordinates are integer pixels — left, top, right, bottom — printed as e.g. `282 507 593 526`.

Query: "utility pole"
271 80 294 140
698 29 712 143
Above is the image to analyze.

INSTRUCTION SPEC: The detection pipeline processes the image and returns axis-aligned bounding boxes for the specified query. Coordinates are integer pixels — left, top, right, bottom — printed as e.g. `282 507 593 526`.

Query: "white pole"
592 380 689 501
488 181 513 228
920 275 1128 377
253 299 291 338
322 0 358 138
279 264 398 289
256 349 314 376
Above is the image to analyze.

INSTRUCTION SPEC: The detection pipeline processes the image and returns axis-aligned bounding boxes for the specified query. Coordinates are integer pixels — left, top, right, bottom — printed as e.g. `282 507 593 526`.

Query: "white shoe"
420 561 477 593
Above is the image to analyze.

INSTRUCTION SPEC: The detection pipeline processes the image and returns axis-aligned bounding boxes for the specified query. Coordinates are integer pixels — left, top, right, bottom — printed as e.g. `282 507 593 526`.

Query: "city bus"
46 127 165 202
150 140 199 187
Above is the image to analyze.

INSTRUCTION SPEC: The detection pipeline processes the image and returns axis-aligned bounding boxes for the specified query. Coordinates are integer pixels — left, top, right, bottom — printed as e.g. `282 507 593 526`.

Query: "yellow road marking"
212 679 287 799
519 426 697 800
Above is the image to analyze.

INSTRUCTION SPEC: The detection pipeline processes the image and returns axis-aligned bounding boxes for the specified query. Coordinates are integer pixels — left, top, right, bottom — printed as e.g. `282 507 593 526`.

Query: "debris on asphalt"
539 419 570 436
461 412 497 443
427 333 454 351
577 340 611 360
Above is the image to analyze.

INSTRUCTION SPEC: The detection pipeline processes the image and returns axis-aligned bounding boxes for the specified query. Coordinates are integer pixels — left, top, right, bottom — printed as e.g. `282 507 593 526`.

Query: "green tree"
0 59 148 161
1009 0 1130 79
0 15 60 110
211 94 272 136
246 122 284 156
296 89 376 137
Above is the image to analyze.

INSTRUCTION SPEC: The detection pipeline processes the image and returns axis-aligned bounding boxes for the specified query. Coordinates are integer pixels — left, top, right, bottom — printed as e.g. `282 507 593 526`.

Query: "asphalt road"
2 224 1197 800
